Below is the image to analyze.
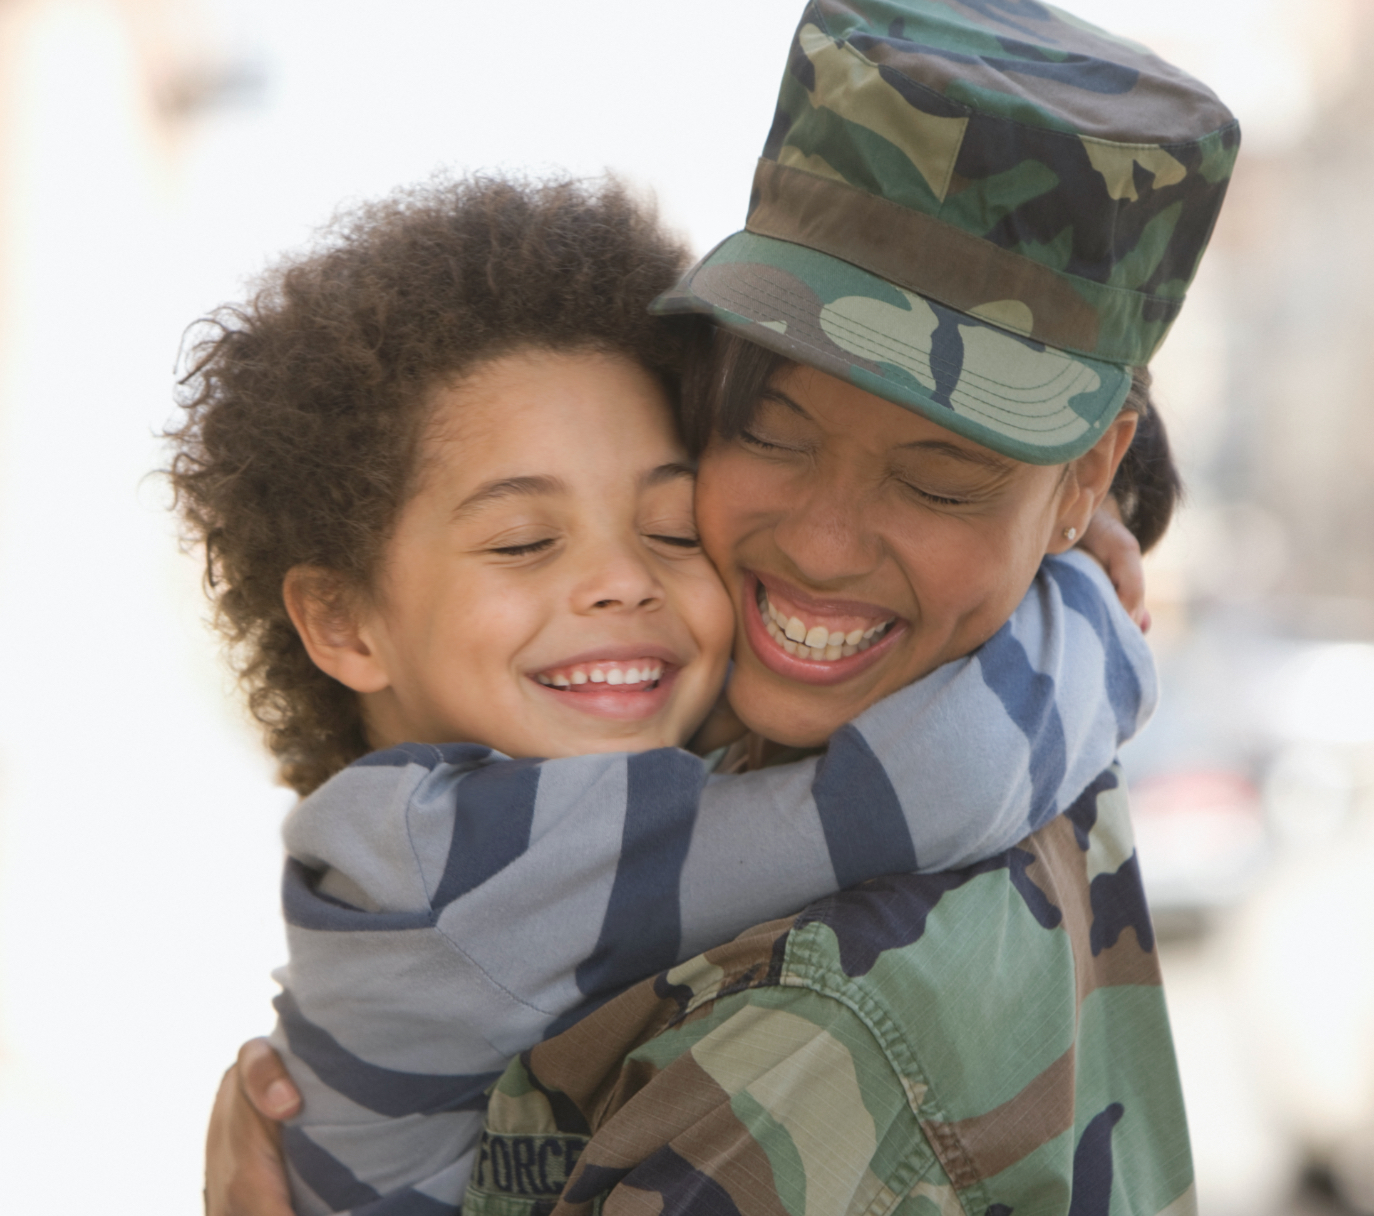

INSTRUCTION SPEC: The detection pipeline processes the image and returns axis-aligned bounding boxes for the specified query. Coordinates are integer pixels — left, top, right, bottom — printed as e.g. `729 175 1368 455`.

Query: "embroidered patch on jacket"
470 1133 588 1199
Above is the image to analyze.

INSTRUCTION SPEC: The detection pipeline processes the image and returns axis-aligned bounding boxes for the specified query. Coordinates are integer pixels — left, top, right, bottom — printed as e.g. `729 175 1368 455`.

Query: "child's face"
352 348 735 758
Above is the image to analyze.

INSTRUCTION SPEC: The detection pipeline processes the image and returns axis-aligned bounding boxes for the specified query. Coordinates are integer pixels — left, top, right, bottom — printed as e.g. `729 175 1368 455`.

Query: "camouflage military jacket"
463 765 1194 1216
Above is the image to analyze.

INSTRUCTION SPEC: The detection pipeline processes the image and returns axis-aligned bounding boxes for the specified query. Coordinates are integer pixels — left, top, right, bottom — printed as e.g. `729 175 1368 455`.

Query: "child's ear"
282 566 391 694
1049 411 1138 554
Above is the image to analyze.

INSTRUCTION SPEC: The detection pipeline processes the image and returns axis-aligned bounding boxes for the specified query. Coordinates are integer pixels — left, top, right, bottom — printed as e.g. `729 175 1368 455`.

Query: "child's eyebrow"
452 464 692 521
451 475 566 519
640 462 695 488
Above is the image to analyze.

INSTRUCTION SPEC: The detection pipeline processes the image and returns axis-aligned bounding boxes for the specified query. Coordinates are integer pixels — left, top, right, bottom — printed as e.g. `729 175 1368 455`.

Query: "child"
170 174 1156 1215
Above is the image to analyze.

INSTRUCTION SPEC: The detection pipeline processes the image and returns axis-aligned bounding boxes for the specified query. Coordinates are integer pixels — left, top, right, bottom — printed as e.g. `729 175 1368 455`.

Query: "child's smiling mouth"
526 648 686 722
533 658 665 691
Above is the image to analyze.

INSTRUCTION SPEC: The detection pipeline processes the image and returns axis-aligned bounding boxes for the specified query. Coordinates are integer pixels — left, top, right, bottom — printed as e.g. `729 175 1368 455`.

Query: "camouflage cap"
653 0 1240 463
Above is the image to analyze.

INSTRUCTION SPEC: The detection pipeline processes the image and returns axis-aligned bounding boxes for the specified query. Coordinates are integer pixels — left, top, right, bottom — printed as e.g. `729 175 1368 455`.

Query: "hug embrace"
176 1 1239 1213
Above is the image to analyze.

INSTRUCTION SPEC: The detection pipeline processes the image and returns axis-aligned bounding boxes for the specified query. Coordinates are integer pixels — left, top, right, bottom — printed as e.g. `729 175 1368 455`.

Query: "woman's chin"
725 658 867 750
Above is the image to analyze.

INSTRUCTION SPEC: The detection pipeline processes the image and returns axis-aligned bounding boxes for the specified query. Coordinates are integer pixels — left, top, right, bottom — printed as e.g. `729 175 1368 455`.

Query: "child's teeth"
784 616 807 643
845 628 863 646
804 625 829 649
537 659 666 689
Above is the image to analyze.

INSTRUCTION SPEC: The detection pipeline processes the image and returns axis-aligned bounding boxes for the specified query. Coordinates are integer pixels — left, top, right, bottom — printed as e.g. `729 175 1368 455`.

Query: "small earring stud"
1063 526 1078 542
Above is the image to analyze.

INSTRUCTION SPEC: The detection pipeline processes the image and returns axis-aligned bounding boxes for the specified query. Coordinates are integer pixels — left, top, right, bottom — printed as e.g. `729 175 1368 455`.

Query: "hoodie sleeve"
673 549 1157 954
269 548 1154 1213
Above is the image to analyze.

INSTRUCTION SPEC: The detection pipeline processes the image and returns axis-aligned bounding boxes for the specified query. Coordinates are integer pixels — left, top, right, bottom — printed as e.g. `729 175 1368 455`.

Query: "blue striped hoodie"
270 551 1156 1215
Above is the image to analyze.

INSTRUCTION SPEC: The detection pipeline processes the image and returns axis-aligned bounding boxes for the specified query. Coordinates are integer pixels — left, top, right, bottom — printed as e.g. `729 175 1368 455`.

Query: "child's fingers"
1080 507 1147 628
204 1057 295 1216
239 1037 302 1120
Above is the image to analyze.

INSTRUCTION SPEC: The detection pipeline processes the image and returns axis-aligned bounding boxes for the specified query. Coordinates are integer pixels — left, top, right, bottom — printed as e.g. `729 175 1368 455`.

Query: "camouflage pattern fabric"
653 0 1239 465
463 764 1194 1216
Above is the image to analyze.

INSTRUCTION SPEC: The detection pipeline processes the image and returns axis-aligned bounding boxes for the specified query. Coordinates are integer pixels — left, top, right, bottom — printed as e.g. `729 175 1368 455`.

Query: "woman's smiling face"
696 362 1133 748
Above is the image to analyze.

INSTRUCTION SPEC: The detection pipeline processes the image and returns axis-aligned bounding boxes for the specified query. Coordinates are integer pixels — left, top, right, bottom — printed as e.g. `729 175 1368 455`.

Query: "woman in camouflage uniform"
211 0 1236 1212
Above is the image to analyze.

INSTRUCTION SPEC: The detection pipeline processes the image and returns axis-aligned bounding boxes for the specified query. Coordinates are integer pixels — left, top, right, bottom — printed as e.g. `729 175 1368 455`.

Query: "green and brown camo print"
654 0 1239 464
463 766 1195 1216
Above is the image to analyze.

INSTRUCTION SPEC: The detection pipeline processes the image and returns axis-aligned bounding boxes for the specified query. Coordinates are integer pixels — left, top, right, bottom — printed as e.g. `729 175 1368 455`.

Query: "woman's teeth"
534 659 665 690
757 585 894 661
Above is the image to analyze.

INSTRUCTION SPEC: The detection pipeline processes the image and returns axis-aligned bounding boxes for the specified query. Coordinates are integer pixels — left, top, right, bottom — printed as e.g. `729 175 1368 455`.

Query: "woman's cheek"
726 662 869 748
694 447 758 571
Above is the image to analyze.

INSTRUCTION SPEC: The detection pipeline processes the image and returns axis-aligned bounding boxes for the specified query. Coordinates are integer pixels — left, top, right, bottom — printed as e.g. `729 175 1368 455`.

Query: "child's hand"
1079 501 1151 632
204 1039 300 1216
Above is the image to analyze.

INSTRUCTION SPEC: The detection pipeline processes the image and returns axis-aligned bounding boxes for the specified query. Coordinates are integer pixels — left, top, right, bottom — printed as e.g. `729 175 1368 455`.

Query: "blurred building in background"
1 1 1371 1213
1107 3 1374 1210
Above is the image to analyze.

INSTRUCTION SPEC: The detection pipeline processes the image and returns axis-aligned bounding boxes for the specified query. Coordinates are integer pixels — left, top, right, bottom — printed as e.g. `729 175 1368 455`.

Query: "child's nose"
573 544 664 614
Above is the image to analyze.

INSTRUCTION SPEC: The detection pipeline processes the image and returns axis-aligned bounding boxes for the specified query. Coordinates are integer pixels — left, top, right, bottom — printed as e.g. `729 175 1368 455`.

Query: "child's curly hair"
166 175 690 795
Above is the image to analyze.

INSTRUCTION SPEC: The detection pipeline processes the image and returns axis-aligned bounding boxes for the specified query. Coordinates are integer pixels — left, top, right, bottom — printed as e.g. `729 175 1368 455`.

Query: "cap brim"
652 231 1131 465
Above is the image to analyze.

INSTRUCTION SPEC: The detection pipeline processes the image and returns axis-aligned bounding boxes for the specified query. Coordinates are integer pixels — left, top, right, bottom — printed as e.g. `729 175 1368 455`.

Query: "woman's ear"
1050 411 1138 553
282 566 391 694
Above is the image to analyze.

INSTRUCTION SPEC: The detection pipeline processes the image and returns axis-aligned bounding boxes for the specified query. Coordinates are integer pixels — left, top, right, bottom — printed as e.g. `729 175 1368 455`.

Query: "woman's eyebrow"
898 439 1009 470
451 474 566 519
758 388 810 418
640 462 695 489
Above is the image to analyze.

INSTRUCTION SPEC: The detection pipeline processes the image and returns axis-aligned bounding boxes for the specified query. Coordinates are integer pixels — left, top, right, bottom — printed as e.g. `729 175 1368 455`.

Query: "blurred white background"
0 1 1370 1212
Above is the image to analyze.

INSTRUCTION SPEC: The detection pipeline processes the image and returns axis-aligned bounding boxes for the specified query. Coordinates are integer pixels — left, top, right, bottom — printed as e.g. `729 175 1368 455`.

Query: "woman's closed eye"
893 460 1003 509
739 429 808 457
744 425 973 507
900 481 971 508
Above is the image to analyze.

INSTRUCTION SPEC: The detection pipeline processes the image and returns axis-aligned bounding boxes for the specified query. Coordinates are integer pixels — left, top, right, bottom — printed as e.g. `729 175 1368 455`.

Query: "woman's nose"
771 474 883 584
572 542 665 614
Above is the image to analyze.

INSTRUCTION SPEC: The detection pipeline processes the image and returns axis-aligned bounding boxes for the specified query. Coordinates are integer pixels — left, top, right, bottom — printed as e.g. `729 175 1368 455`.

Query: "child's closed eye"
646 532 702 550
487 537 558 558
